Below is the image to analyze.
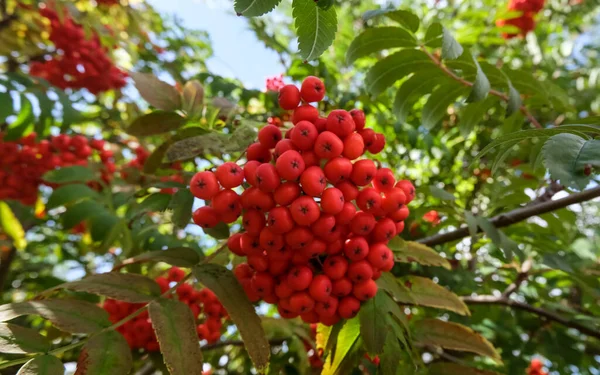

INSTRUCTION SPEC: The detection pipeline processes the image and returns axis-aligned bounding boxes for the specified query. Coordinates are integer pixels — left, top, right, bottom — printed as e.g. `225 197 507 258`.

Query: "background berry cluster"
189 76 415 325
497 0 545 38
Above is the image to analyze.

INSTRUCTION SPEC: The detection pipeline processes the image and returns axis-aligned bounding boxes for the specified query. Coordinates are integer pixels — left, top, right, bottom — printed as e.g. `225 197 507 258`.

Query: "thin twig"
420 46 542 129
202 338 288 351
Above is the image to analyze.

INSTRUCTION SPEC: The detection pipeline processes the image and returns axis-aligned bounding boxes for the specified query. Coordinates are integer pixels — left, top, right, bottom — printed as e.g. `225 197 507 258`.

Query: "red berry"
323 256 348 280
247 142 272 163
388 206 410 222
350 212 376 236
352 279 378 301
326 110 355 138
212 189 241 217
275 150 306 181
216 162 244 188
301 239 327 258
321 188 345 215
343 236 369 262
259 227 284 251
300 166 326 197
275 278 294 299
292 104 319 124
324 157 353 184
372 218 397 243
335 202 357 225
342 133 365 160
228 233 244 256
240 187 275 212
278 85 301 110
290 195 321 226
351 159 377 186
314 131 343 160
273 139 296 160
291 121 318 150
331 277 353 297
168 267 186 282
234 263 253 280
382 188 407 213
190 171 220 200
356 187 382 213
251 272 275 296
274 181 301 206
315 296 338 318
335 180 359 202
395 180 415 203
396 221 405 234
242 209 266 236
256 163 281 192
309 275 332 302
314 117 327 132
301 310 321 324
359 129 376 148
373 168 396 193
338 296 361 319
287 265 313 291
367 243 393 269
368 133 385 154
244 160 261 187
349 109 366 131
267 206 295 234
192 206 220 228
285 226 314 249
347 260 374 283
311 214 336 239
300 76 325 103
258 124 282 149
240 233 261 255
289 292 315 314
300 150 320 167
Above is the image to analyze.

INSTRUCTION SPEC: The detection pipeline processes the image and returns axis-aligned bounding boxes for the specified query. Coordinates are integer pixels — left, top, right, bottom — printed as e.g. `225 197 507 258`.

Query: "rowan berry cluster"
29 6 126 94
103 267 227 351
120 146 185 195
527 359 548 375
0 132 114 205
189 76 415 325
497 0 545 38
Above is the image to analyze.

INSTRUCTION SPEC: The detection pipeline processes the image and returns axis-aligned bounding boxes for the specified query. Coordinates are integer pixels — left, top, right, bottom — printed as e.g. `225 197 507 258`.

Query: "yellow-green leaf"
75 331 132 375
399 276 470 316
57 273 162 303
0 323 51 354
0 202 26 250
16 355 64 375
388 238 451 269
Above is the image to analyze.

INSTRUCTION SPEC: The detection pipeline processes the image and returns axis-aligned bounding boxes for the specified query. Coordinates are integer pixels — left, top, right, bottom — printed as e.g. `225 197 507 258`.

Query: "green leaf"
399 276 470 316
143 140 173 174
89 213 120 243
464 211 479 238
422 83 469 129
466 55 491 102
0 300 111 334
0 202 26 250
476 216 501 244
292 0 337 61
6 95 33 141
169 189 194 229
380 331 402 375
117 247 201 269
131 193 172 217
75 331 132 375
193 264 270 371
414 319 502 363
428 363 503 375
388 238 451 269
0 323 51 354
57 273 162 303
149 299 204 374
392 69 448 123
234 0 282 17
16 355 64 375
366 50 433 96
359 292 389 355
166 132 228 162
362 9 420 33
0 92 14 122
204 222 230 240
376 272 415 304
181 80 205 119
428 186 455 201
507 83 522 116
424 22 443 47
346 27 416 64
47 184 99 210
459 96 496 136
130 72 182 111
321 317 362 375
128 111 187 136
441 26 464 59
43 165 96 184
542 134 600 190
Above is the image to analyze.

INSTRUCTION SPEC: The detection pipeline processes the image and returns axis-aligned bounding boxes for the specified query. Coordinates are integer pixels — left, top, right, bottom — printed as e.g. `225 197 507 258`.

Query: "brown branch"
420 46 542 129
418 186 600 247
202 338 287 351
462 295 600 340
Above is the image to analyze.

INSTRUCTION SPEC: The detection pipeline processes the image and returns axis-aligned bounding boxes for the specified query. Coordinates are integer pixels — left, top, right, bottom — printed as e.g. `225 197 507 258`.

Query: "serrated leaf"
131 193 172 218
507 83 522 116
380 331 402 375
149 299 203 374
128 111 186 136
428 186 455 201
166 132 227 162
359 291 391 355
143 140 173 174
0 202 26 250
393 69 448 122
234 0 282 17
193 264 270 371
75 331 132 375
43 166 96 184
204 222 230 239
169 189 194 229
542 134 600 190
464 211 479 238
321 317 362 375
366 50 433 96
389 238 451 269
362 9 420 33
117 247 201 269
346 27 416 64
130 72 182 111
441 26 463 59
17 355 64 375
0 323 51 354
57 273 162 303
89 213 120 243
399 276 470 316
317 320 345 357
47 184 99 210
181 80 205 118
414 319 502 363
376 272 415 304
0 300 111 334
422 83 469 129
424 23 443 47
428 362 503 375
466 55 491 102
476 216 501 244
292 0 337 61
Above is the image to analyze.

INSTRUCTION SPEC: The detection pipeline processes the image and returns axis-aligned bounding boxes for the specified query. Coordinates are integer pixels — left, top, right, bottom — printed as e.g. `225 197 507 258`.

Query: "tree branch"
462 295 600 340
202 338 287 351
418 186 600 247
420 46 542 129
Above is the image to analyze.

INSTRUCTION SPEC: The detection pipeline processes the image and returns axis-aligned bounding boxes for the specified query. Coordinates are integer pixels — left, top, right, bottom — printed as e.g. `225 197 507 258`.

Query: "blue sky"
147 0 284 89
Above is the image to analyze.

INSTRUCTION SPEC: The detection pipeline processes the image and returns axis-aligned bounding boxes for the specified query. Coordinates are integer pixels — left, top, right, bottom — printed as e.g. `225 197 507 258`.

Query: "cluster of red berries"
266 74 285 92
497 0 545 39
189 76 415 325
527 359 548 375
103 267 227 351
30 6 126 94
0 132 114 206
120 146 185 195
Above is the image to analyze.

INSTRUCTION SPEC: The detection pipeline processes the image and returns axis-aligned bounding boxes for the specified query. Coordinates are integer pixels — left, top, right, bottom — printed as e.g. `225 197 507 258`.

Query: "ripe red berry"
290 195 321 226
395 180 416 203
308 275 332 302
343 236 369 261
350 212 376 236
228 233 244 256
356 187 382 213
278 85 301 110
242 210 266 236
291 121 318 150
310 214 336 239
335 202 357 225
372 218 397 243
388 205 410 222
300 150 320 167
331 277 353 297
275 279 294 299
240 187 275 212
259 227 284 251
342 133 365 160
367 243 393 269
314 131 343 160
273 139 296 160
351 159 377 186
168 267 186 282
323 256 348 280
335 180 359 201
347 260 374 283
275 150 305 181
289 292 315 314
274 181 301 206
301 239 327 258
287 265 313 291
216 162 244 188
240 233 261 255
373 168 396 193
359 129 375 148
368 133 385 154
251 272 275 296
244 160 261 186
315 296 338 318
234 262 253 279
247 142 272 163
326 110 355 138
258 124 282 149
300 76 325 103
324 157 353 184
300 166 326 197
352 279 378 301
349 109 366 131
192 206 220 228
314 117 327 132
212 189 241 216
292 104 319 124
321 188 345 215
255 163 281 193
301 310 320 324
396 221 405 234
267 206 295 234
190 171 220 200
338 296 361 319
285 226 314 249
382 188 407 213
